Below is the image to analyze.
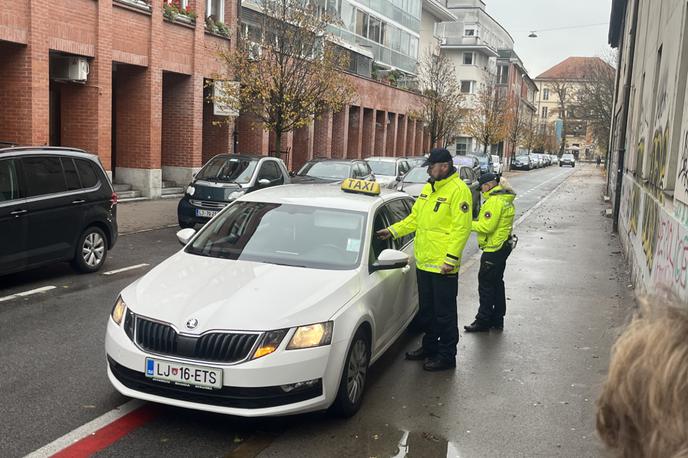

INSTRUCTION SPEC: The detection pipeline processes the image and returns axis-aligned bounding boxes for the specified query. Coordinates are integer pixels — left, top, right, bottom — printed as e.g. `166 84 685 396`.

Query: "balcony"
440 35 498 57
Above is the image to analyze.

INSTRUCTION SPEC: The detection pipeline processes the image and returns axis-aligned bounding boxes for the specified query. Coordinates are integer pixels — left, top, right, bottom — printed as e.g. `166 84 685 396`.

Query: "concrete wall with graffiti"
610 0 688 302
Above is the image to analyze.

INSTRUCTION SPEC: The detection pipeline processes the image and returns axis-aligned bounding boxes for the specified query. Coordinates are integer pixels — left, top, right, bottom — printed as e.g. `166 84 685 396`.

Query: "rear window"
22 156 67 197
75 159 100 188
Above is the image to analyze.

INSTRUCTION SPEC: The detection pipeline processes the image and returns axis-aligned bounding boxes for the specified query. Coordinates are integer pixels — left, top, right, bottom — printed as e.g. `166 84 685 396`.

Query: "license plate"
145 358 223 390
196 209 219 218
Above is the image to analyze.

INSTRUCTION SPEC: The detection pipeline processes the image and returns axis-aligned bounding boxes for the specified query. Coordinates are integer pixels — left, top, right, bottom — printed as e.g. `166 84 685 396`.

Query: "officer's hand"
376 228 391 240
440 263 455 274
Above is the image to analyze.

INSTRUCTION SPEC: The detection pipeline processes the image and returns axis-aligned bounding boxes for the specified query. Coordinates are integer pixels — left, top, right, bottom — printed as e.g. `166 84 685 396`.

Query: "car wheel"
179 220 195 229
331 327 370 417
72 226 108 273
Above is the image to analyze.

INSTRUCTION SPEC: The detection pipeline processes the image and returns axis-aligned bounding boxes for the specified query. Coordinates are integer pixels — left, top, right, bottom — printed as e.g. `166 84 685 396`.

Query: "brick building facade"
0 0 430 198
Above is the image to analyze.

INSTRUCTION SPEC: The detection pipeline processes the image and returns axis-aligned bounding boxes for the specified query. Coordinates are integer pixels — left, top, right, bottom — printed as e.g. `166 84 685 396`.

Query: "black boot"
491 318 504 330
405 347 434 361
464 320 491 333
423 356 456 372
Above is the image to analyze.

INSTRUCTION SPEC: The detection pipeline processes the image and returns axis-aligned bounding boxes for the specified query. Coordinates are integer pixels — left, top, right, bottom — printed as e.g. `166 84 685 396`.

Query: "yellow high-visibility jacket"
388 171 473 273
472 185 516 252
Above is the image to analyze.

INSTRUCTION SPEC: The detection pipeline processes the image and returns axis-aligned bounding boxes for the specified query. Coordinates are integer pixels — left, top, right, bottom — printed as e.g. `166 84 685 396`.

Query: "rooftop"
536 56 614 81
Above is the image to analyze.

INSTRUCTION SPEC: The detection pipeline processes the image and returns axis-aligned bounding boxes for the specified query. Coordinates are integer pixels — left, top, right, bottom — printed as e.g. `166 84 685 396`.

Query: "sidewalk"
449 164 634 456
116 199 179 234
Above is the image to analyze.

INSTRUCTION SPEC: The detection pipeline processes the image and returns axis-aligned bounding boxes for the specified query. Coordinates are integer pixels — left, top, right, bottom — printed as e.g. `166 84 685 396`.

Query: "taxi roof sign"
341 178 381 196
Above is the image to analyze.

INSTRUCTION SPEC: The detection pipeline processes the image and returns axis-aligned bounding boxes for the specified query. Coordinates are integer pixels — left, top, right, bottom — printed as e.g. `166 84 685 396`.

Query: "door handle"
401 265 411 274
10 209 27 216
72 199 86 204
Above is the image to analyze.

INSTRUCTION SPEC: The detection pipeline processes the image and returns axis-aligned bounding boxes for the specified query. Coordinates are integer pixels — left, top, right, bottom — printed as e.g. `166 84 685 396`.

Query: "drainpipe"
612 0 640 232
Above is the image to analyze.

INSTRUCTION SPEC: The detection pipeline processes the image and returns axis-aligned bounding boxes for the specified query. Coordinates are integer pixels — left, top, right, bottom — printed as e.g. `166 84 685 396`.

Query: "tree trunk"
273 131 282 159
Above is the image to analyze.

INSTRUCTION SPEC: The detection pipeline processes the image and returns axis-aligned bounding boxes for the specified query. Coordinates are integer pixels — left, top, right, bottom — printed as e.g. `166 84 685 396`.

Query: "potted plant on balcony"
163 0 197 23
205 16 230 37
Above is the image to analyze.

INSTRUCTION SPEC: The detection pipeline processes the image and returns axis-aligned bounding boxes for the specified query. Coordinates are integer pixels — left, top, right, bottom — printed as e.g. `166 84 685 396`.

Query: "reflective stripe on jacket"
472 185 516 252
388 171 473 273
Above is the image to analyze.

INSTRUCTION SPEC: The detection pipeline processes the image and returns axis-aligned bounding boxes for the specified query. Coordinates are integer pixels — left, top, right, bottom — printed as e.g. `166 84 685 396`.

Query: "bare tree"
215 0 354 157
550 80 572 155
577 52 617 158
464 80 509 155
412 52 464 147
504 98 530 168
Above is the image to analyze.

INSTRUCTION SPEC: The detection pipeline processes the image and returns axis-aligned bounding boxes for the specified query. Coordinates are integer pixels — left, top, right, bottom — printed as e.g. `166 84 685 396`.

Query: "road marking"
460 169 574 275
25 400 157 458
102 263 150 276
0 285 57 303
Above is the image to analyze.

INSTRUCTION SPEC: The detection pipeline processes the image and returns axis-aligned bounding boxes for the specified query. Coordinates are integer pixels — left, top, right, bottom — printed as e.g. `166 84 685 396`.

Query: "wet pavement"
0 165 633 457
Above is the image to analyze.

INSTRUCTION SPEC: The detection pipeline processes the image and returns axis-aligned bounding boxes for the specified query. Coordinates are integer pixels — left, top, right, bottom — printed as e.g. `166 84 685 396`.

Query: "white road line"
24 399 145 458
460 169 573 275
102 263 150 276
0 285 57 303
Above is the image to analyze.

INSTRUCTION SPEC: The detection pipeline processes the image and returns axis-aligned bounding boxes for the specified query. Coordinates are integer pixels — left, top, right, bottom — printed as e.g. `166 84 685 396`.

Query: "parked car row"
511 153 562 171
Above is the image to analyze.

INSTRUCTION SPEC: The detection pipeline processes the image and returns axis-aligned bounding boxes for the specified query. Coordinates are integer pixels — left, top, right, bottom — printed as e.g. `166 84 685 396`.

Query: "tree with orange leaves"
214 0 354 158
463 80 509 156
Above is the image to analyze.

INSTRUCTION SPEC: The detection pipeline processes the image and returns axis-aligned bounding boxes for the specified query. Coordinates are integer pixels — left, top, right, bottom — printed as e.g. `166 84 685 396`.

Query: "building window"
541 106 548 118
456 137 471 155
497 65 508 84
464 28 475 37
460 80 474 94
543 88 549 100
368 16 381 42
463 52 473 65
206 0 224 20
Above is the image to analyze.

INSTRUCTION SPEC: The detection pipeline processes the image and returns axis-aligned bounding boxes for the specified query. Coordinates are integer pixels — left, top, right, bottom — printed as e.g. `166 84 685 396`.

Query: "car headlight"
111 295 127 325
251 329 288 359
228 190 245 200
287 322 333 350
186 185 195 196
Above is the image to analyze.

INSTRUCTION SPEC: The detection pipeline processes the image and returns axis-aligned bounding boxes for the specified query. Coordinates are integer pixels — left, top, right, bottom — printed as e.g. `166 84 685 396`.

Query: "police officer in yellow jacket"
377 148 473 371
465 173 516 333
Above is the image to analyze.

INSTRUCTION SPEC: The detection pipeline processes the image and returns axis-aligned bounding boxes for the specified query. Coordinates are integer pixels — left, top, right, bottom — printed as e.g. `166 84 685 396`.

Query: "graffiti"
629 181 641 235
635 138 645 177
677 129 688 201
641 193 660 272
652 213 688 296
648 126 669 199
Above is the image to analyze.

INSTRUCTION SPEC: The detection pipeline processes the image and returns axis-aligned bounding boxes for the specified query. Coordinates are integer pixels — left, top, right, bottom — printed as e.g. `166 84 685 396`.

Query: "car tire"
72 226 108 273
179 220 195 229
331 327 370 417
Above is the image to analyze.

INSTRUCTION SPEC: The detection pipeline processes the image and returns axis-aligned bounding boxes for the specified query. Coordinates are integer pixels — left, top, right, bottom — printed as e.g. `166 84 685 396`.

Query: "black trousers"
476 243 512 324
416 269 459 360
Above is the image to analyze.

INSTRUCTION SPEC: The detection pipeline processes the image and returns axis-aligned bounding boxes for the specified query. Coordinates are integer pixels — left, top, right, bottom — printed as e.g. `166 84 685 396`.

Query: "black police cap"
478 172 499 186
423 148 453 166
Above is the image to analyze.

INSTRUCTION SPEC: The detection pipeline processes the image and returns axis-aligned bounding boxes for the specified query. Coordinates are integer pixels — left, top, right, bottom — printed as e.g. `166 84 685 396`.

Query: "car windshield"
477 156 490 165
367 160 396 176
196 156 257 183
186 202 367 270
516 156 529 161
453 156 473 167
298 161 352 180
562 154 575 160
406 158 426 168
403 166 429 184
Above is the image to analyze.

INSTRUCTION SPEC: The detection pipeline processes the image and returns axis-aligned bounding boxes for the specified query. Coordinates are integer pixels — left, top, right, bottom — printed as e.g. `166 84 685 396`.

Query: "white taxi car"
106 179 418 417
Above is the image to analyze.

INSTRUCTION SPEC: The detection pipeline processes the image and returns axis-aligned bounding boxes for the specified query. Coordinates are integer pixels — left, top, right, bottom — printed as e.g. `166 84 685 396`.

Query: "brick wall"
0 43 31 144
202 82 233 163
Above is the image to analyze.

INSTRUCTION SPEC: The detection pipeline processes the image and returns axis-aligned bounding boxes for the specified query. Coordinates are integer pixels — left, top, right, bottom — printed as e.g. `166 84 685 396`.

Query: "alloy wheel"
82 232 105 267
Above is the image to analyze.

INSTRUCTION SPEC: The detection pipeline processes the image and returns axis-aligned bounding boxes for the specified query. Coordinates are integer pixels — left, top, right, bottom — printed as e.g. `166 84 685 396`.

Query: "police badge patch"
460 202 469 213
485 211 492 219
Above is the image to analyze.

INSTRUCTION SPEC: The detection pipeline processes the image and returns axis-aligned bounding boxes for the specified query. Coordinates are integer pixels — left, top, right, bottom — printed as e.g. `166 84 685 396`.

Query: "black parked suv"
0 146 118 276
177 154 290 228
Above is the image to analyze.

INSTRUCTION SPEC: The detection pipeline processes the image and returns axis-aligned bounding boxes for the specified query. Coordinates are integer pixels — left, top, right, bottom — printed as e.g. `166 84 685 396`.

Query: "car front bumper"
105 317 348 416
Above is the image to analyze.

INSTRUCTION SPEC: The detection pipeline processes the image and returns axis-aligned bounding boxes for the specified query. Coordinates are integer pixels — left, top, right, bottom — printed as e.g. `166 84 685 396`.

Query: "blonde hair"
596 298 688 457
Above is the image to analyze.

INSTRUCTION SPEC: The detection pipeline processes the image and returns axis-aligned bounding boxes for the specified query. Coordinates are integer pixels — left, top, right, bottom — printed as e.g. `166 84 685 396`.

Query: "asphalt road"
1 164 617 458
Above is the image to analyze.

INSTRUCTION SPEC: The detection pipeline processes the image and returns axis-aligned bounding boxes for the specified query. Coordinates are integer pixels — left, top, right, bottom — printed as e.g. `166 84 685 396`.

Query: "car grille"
189 199 227 209
134 316 259 364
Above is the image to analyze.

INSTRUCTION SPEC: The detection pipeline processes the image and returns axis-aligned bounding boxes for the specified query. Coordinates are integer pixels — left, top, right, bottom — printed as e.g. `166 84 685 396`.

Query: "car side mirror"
371 249 409 272
395 175 402 182
258 178 271 186
289 171 296 177
176 228 196 246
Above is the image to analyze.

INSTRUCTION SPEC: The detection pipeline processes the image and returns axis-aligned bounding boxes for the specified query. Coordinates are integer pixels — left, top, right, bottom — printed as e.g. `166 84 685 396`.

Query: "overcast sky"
484 0 614 77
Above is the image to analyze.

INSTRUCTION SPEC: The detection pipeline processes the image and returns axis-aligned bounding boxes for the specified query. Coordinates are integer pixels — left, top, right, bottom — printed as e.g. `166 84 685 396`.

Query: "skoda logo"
186 318 199 330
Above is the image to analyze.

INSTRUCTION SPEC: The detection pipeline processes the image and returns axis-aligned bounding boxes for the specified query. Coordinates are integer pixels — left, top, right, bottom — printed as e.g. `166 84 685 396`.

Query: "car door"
383 198 418 329
20 155 84 266
365 206 406 354
0 158 28 275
